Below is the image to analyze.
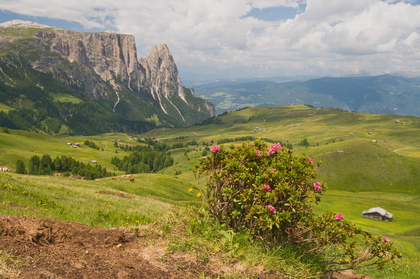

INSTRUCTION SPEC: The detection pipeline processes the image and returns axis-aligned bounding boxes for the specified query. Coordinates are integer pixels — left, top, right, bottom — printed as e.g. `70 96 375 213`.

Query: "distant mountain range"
191 74 420 116
0 20 214 135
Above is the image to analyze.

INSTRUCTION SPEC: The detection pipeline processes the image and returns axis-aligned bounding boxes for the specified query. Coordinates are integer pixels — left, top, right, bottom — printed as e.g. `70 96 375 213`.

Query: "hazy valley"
191 74 420 116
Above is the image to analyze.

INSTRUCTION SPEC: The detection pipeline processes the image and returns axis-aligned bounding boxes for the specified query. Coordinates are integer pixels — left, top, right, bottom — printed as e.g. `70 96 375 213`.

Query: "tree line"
111 150 174 174
16 155 115 180
84 140 100 150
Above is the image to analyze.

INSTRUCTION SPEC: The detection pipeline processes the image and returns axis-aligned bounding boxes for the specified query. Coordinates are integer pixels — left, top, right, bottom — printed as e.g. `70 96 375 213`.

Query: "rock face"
141 45 184 102
34 30 143 97
0 20 214 133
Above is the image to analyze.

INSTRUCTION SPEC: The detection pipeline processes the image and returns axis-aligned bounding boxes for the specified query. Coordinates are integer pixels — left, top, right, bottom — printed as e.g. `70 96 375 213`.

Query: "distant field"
394 147 420 157
0 103 13 112
0 130 141 177
51 93 84 104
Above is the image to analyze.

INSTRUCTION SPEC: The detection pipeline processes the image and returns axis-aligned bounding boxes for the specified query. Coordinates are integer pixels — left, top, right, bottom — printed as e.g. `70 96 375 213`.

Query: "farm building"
362 207 393 221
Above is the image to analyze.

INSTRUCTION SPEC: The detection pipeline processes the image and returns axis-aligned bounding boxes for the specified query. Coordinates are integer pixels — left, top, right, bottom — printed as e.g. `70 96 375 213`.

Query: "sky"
1 0 420 80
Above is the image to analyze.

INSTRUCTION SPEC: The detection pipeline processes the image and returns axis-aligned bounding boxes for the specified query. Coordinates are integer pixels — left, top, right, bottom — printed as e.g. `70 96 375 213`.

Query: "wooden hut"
362 207 393 221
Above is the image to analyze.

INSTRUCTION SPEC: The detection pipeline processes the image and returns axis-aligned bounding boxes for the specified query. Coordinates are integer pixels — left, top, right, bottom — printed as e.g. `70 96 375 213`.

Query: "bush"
195 140 400 272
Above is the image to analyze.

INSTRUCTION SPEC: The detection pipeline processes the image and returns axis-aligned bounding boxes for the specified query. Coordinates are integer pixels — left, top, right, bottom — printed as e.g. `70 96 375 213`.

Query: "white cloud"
0 0 419 78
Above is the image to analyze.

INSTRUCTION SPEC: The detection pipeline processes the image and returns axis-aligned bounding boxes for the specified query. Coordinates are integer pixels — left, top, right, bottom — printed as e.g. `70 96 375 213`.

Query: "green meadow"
0 103 13 112
0 172 200 228
1 105 419 278
51 93 84 104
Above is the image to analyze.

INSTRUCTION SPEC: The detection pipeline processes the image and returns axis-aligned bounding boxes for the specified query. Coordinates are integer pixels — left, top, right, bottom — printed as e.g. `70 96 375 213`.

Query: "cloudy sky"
1 0 420 80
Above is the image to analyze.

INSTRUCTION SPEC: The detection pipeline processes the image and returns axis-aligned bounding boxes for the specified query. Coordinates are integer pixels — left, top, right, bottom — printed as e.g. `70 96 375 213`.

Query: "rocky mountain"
0 20 214 135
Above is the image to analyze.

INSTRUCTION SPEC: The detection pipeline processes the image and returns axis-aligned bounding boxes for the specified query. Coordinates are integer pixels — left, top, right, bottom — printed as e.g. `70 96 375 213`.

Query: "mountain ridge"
192 74 420 116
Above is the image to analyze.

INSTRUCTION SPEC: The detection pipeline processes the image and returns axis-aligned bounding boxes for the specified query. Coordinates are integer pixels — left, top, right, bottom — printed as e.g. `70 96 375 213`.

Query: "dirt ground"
0 215 206 278
0 215 369 279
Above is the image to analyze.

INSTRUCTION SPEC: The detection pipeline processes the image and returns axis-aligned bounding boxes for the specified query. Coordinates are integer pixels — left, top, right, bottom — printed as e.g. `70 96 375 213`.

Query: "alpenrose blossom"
266 143 282 156
263 184 271 191
254 149 262 157
267 205 276 213
269 168 275 172
313 182 322 191
308 157 313 163
335 213 344 220
382 236 391 242
210 146 220 153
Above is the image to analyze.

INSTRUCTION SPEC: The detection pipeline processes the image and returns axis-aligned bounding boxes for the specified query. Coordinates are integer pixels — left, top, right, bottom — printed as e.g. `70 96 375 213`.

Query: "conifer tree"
28 155 40 175
16 159 26 174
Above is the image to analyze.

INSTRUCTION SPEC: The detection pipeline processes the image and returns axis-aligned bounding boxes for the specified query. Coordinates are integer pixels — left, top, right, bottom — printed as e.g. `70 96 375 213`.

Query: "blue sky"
242 3 307 22
1 0 420 80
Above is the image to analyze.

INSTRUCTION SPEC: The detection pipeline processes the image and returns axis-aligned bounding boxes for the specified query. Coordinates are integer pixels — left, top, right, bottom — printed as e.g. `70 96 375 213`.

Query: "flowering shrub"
195 140 400 271
195 140 323 241
291 212 401 271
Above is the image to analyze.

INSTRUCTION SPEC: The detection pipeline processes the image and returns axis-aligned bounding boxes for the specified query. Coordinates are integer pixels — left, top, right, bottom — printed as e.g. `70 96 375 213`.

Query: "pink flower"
269 168 275 172
335 213 344 220
267 205 276 213
267 143 282 156
382 236 391 242
313 182 322 191
308 157 313 163
254 149 262 157
210 146 220 153
273 142 282 149
263 184 271 191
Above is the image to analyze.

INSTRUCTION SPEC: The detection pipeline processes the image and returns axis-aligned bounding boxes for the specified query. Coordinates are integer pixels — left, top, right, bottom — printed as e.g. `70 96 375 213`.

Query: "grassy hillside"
144 105 420 192
313 190 420 278
141 105 420 278
1 105 419 278
3 105 415 195
0 172 200 229
0 129 127 172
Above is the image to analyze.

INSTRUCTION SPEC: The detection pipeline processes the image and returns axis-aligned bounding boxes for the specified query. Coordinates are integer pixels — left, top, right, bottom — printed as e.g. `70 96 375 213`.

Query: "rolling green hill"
1 105 419 278
3 105 417 192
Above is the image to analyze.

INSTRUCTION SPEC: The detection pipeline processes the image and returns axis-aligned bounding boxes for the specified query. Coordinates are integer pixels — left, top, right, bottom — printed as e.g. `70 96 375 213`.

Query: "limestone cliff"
139 44 215 119
33 30 143 97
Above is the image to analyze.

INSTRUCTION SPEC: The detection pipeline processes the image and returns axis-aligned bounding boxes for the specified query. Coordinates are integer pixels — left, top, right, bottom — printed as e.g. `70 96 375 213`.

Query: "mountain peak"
0 19 53 29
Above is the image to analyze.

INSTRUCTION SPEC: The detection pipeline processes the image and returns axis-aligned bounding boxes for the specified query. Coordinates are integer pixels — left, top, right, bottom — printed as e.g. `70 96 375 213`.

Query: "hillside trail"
0 215 369 279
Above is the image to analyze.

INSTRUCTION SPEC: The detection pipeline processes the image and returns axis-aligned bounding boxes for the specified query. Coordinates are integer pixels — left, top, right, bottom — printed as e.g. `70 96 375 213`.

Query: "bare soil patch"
0 215 202 278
